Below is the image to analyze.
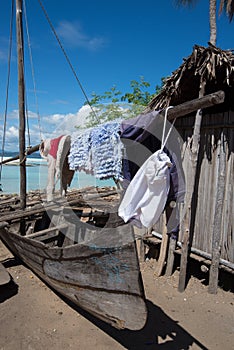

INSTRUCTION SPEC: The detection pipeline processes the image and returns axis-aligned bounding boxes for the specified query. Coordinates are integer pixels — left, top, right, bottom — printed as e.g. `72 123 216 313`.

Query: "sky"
0 0 233 151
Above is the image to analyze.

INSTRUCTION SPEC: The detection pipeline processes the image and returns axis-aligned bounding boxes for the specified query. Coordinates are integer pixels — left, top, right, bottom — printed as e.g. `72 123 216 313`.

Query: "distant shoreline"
1 157 47 166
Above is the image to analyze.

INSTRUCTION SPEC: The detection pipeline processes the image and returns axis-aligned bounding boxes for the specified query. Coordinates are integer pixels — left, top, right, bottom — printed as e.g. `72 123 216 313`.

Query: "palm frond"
219 0 234 21
147 45 234 111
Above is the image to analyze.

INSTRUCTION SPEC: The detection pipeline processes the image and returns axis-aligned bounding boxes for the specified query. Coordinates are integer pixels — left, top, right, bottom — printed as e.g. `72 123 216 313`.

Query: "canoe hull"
0 222 147 330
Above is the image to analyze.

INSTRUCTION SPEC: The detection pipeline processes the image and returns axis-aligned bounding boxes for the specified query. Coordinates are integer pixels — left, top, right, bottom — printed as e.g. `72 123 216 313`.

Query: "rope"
37 0 99 122
23 0 43 141
25 99 31 148
0 0 15 192
161 106 176 151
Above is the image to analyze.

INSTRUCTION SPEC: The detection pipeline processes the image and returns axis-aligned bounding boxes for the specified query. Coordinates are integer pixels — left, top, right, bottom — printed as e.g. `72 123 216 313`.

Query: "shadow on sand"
62 297 208 350
0 257 209 349
0 257 20 303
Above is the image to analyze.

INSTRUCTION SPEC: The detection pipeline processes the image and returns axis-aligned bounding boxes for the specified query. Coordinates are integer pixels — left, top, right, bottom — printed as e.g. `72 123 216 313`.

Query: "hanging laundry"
40 135 74 201
90 122 123 180
68 131 92 174
118 149 172 228
120 110 162 181
119 108 186 231
68 122 124 180
120 110 185 207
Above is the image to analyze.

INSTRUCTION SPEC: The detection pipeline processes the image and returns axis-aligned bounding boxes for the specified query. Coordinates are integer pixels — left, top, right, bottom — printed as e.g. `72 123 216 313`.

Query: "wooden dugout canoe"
0 206 147 330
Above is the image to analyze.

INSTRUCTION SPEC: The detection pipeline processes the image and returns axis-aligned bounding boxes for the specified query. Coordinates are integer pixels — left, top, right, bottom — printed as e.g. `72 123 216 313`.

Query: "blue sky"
0 0 233 151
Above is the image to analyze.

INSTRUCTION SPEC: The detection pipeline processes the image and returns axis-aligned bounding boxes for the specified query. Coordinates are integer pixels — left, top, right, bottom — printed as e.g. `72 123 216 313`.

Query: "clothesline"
40 109 185 229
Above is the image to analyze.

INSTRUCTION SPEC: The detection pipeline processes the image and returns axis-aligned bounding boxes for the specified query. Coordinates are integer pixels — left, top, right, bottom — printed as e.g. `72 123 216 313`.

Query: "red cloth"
49 135 64 159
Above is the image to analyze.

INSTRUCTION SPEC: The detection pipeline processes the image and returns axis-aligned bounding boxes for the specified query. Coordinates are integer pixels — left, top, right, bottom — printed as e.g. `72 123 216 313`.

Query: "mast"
16 0 26 209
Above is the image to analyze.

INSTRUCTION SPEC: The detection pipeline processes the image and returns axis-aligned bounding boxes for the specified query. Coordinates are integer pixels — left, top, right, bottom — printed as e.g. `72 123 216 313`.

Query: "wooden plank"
154 213 168 277
0 192 118 223
178 83 206 292
26 223 68 239
0 263 10 285
165 236 177 276
208 131 226 294
134 226 146 263
178 227 189 292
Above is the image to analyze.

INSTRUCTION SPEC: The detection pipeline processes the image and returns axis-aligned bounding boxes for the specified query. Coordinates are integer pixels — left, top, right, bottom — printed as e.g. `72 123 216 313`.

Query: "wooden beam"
26 223 68 238
166 90 225 121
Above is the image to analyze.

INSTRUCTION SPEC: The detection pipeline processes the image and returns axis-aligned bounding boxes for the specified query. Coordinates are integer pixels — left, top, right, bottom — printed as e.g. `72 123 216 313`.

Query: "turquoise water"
0 159 115 194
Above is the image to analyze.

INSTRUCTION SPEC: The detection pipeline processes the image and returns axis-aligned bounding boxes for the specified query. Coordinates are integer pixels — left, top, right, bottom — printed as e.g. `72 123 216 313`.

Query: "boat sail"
0 0 147 330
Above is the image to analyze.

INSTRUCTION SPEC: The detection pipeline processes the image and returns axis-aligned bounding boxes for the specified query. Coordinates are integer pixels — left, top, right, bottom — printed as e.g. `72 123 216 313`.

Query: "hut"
146 44 234 294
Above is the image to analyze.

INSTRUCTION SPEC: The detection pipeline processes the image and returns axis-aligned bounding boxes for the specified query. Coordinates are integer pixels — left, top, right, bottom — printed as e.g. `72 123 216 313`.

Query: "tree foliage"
83 76 164 127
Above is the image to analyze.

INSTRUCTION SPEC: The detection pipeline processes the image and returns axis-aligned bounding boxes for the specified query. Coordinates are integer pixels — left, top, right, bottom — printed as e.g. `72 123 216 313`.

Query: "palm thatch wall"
148 44 234 270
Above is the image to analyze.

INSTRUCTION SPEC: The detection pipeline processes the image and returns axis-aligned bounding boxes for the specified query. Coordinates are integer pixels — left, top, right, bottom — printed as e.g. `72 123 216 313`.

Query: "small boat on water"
0 0 147 330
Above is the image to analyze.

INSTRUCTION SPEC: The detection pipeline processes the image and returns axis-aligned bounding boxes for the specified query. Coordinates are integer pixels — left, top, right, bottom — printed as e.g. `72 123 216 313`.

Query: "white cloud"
56 20 106 51
1 105 93 151
1 109 38 121
43 113 66 125
47 105 93 136
6 126 18 138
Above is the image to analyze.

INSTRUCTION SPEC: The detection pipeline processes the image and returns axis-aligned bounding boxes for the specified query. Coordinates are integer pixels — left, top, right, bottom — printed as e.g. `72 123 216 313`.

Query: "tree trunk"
209 0 217 45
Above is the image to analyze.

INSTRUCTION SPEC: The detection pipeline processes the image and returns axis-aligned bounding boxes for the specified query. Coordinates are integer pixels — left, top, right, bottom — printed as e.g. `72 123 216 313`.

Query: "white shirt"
118 150 172 228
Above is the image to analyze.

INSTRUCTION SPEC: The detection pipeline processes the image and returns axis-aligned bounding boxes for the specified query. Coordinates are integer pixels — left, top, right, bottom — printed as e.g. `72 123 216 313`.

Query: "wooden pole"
208 131 226 294
0 144 40 165
165 236 177 276
178 81 206 293
154 212 168 277
16 0 26 210
166 90 224 121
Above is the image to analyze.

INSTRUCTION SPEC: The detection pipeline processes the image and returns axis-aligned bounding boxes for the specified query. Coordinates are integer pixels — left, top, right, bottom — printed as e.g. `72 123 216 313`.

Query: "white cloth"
39 135 73 201
118 150 172 228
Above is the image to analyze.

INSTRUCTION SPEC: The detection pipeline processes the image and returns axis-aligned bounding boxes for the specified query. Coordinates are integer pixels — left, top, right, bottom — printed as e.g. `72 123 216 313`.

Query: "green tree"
84 77 163 127
176 0 234 46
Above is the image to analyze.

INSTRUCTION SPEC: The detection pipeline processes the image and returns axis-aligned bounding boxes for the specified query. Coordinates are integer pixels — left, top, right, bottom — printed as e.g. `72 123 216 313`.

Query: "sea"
0 155 115 195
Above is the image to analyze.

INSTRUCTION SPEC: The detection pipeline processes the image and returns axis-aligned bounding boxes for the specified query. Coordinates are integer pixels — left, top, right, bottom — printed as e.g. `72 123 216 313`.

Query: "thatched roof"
148 44 234 111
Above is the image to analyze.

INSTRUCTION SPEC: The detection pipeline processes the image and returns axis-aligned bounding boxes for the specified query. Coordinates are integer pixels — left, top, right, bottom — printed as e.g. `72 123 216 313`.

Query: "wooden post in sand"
208 131 226 294
178 82 206 293
154 212 168 277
